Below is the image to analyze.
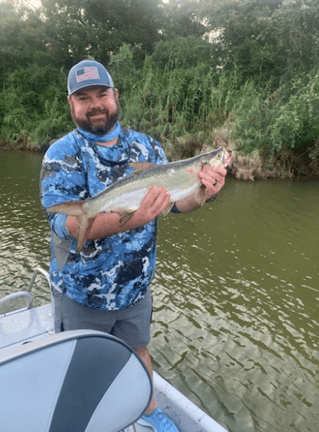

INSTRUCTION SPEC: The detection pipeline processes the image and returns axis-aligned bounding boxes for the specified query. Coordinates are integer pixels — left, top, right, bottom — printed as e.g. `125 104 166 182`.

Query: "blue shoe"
139 408 180 431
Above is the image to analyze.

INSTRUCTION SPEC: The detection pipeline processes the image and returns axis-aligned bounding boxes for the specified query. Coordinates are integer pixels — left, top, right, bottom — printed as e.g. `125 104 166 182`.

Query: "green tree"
272 0 319 76
40 0 166 66
0 2 46 79
161 0 208 39
198 0 282 85
199 0 319 86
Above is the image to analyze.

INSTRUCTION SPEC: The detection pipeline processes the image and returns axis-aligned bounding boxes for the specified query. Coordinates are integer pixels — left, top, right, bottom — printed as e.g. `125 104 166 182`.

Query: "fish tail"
194 184 207 207
47 201 93 252
76 214 94 252
118 210 136 225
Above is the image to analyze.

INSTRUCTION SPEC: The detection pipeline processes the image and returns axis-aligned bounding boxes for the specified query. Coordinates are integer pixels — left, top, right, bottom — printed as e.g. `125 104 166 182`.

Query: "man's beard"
70 101 121 135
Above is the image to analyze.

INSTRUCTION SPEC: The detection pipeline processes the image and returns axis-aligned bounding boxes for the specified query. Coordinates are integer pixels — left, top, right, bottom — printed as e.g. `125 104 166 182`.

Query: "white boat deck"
0 294 228 432
0 303 54 349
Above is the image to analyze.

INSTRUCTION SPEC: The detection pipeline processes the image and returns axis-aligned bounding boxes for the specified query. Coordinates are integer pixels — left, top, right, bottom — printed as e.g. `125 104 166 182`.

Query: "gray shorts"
51 288 152 350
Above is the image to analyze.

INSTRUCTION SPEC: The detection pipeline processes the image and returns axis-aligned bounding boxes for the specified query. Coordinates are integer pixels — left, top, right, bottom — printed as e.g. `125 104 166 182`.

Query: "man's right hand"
130 185 171 226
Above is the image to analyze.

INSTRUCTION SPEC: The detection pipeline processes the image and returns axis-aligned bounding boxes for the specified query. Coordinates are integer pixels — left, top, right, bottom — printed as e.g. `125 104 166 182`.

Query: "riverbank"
0 132 43 153
1 130 318 181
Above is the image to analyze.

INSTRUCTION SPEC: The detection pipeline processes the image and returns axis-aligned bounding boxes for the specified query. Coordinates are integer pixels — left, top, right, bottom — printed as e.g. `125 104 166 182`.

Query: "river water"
0 149 318 432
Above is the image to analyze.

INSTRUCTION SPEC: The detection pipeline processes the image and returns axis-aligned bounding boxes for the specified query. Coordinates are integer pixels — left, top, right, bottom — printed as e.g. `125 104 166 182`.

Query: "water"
0 149 318 432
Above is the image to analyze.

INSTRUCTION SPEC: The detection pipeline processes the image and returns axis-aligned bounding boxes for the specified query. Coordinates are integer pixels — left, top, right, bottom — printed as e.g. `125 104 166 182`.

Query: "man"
40 60 227 431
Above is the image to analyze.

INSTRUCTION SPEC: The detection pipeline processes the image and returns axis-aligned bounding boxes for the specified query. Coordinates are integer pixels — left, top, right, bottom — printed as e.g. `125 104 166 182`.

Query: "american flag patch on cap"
76 67 100 83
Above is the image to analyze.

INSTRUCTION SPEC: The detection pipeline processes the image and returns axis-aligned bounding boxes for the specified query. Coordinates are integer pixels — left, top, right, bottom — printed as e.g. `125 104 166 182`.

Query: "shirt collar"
76 121 121 143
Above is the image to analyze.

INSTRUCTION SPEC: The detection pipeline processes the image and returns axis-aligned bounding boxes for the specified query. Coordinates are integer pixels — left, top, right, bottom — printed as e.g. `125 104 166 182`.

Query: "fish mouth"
224 150 232 167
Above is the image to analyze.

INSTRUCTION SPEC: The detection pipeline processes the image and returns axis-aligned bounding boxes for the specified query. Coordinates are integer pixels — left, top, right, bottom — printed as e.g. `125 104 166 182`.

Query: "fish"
48 147 232 251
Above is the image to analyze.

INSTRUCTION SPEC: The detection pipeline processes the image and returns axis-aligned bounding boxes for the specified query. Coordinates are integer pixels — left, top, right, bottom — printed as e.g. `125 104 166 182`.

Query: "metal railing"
0 268 50 317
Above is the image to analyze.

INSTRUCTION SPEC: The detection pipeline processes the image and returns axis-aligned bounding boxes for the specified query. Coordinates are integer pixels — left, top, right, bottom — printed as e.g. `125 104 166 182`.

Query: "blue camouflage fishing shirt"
40 126 168 310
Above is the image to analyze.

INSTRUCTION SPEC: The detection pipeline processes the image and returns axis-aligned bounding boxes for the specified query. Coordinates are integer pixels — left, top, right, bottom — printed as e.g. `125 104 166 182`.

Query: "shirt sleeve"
144 134 168 165
40 133 87 239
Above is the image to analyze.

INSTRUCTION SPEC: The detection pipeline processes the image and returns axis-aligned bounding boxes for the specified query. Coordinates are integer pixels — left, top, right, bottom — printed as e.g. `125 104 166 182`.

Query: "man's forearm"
66 212 131 240
66 185 171 242
174 194 203 213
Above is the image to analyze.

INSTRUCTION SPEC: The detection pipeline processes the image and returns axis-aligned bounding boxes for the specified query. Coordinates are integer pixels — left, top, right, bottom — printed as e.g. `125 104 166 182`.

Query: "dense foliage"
0 0 318 178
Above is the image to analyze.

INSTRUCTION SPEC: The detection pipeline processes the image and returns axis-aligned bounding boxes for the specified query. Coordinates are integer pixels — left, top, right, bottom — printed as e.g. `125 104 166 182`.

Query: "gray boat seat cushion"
0 330 152 432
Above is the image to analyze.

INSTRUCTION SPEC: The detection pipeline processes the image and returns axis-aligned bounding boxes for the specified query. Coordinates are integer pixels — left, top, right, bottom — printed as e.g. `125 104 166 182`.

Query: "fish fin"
76 215 94 252
161 202 174 216
129 162 155 172
47 201 93 252
118 211 136 225
194 184 207 207
48 201 85 217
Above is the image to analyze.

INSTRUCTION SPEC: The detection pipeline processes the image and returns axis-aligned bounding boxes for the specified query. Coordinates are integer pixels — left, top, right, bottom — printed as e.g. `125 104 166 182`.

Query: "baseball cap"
68 60 114 95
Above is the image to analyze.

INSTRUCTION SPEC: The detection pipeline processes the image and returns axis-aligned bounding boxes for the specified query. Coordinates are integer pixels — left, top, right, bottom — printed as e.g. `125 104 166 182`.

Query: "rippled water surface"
1 149 318 432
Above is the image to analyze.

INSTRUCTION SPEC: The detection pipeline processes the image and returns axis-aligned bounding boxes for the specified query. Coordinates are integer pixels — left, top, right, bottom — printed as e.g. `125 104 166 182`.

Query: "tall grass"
110 43 238 160
0 59 73 150
0 41 318 177
112 47 319 176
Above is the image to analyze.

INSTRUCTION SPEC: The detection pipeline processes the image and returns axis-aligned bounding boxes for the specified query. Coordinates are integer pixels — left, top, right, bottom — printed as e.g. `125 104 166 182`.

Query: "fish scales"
85 157 203 216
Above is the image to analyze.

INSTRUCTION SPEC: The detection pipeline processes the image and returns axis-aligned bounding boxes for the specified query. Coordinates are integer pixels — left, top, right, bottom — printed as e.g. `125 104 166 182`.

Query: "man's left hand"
197 165 227 200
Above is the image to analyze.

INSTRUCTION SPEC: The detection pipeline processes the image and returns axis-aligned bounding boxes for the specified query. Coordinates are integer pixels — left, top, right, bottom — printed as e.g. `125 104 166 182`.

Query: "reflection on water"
0 150 51 302
1 150 318 432
151 177 319 432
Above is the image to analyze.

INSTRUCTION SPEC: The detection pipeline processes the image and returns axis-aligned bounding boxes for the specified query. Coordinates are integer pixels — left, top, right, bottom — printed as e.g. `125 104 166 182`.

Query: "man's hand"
197 165 227 200
132 185 171 225
175 165 227 213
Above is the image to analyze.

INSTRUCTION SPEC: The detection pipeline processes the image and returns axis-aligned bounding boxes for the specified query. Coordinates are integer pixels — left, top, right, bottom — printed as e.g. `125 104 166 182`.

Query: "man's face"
68 85 120 135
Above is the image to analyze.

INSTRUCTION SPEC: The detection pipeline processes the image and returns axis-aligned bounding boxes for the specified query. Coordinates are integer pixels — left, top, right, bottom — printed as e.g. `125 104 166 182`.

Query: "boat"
0 268 228 432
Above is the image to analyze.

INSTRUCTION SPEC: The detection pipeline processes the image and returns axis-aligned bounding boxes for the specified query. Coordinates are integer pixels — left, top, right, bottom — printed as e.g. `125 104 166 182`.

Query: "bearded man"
40 60 226 432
